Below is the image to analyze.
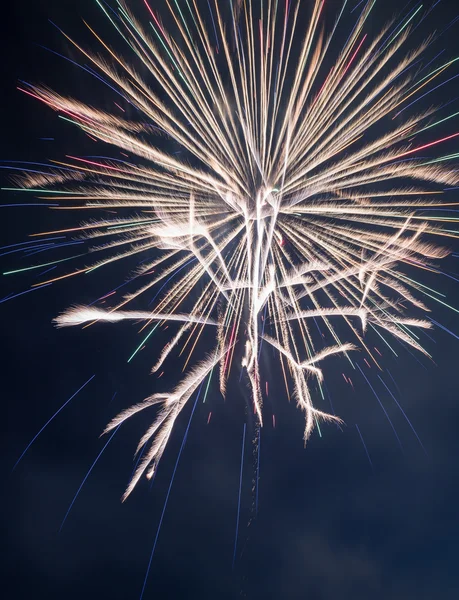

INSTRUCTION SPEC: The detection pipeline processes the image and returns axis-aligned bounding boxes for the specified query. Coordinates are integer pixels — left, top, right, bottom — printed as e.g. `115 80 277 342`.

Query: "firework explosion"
7 0 459 501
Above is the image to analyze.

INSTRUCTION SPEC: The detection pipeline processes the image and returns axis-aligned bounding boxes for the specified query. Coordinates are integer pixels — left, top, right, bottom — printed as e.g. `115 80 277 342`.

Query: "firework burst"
10 0 459 500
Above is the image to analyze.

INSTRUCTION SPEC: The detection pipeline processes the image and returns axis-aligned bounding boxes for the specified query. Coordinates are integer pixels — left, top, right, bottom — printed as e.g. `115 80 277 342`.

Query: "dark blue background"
2 1 459 598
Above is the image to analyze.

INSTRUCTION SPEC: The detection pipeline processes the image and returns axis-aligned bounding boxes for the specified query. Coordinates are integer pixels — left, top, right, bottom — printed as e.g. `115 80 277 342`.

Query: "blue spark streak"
12 374 96 470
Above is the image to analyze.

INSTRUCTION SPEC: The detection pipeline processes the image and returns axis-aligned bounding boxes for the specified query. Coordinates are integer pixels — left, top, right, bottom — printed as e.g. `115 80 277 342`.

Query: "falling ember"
11 0 459 502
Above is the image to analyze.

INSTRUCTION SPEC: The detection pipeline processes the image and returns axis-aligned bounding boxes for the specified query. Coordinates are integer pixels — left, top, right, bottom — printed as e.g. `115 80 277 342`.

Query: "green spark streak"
150 24 185 80
383 5 423 51
398 273 446 297
416 55 459 86
127 324 160 363
317 380 325 401
419 290 459 315
369 324 399 357
202 366 214 404
417 111 459 134
58 115 107 142
398 322 420 341
336 0 349 26
365 299 400 356
95 0 133 49
314 416 323 437
3 253 85 275
117 3 153 53
85 263 105 274
173 0 194 42
184 1 200 31
362 1 377 26
420 152 459 166
371 302 420 354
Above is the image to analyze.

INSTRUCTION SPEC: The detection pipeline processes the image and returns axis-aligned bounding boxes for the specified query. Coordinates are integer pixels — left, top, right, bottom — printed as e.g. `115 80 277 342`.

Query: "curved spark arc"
11 0 459 499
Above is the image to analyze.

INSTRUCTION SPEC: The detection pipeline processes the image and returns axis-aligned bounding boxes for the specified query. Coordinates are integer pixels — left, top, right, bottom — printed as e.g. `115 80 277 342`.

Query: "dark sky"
3 1 459 599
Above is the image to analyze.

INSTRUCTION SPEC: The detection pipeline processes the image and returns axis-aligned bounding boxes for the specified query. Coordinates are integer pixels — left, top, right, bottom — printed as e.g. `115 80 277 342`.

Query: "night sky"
3 1 459 598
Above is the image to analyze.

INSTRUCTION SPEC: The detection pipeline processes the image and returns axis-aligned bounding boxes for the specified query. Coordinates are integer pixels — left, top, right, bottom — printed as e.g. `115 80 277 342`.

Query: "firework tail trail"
12 374 95 470
139 380 204 600
233 422 246 570
59 424 121 532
